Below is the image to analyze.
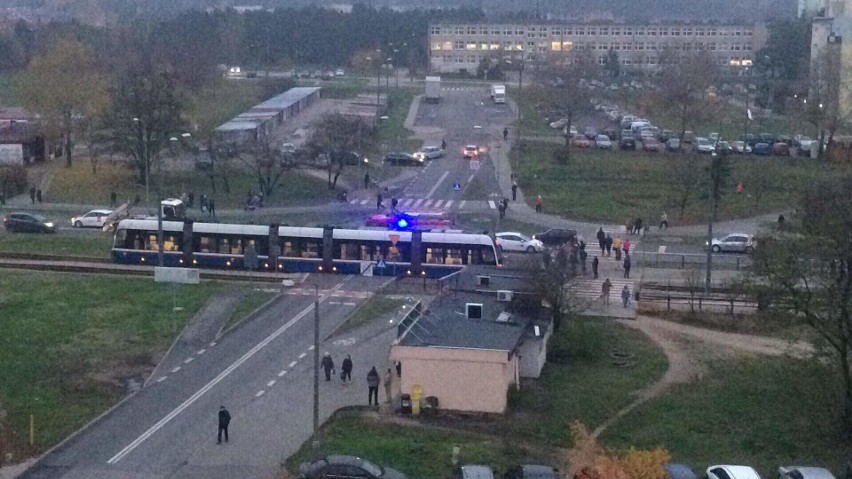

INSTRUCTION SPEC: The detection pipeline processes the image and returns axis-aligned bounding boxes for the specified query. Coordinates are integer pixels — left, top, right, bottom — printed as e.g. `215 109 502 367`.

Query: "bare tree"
234 136 291 198
655 49 720 141
800 48 852 159
538 48 599 157
669 154 701 219
524 245 580 332
307 113 375 190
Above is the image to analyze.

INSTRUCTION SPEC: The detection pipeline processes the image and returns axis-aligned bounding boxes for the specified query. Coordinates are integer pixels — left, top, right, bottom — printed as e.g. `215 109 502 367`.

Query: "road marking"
255 390 265 397
156 377 167 383
197 349 206 355
329 301 341 305
488 200 496 209
433 200 443 208
289 361 298 368
349 199 358 204
445 200 453 208
460 200 466 209
425 170 449 199
423 199 433 207
278 370 288 377
413 199 423 207
298 352 307 359
209 341 217 347
467 173 475 183
343 302 356 306
267 380 276 387
401 199 413 207
170 367 181 373
308 345 315 351
183 357 194 364
359 199 368 205
106 299 322 465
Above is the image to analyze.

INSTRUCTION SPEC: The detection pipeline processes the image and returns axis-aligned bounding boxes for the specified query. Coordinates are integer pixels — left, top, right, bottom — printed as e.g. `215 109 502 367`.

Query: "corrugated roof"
253 87 321 110
214 120 262 132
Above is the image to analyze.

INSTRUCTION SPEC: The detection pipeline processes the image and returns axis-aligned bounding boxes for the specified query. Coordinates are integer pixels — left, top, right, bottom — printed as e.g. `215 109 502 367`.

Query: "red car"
572 134 592 148
642 138 661 152
772 142 791 156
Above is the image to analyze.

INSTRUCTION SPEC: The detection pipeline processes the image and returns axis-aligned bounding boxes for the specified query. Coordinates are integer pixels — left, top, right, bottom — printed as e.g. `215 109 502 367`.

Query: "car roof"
87 209 113 214
459 465 494 478
710 465 762 479
780 467 836 479
465 144 478 149
665 464 698 479
520 464 559 477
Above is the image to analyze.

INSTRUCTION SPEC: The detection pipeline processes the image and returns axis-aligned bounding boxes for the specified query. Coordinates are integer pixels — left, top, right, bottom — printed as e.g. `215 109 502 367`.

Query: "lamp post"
312 284 320 448
133 117 149 214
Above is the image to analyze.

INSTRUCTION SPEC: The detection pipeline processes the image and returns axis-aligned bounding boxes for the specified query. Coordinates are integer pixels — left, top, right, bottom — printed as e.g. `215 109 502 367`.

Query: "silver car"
414 145 444 160
595 134 613 149
71 209 113 228
778 466 836 479
708 233 756 254
496 232 544 253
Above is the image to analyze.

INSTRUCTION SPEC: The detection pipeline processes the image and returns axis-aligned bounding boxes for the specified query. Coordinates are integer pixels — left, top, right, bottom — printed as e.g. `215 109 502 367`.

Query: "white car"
778 466 836 479
496 232 544 253
334 69 345 77
695 137 715 154
463 145 479 159
281 142 297 154
549 118 569 129
414 145 444 160
705 465 762 479
708 233 756 254
71 209 113 228
595 134 613 149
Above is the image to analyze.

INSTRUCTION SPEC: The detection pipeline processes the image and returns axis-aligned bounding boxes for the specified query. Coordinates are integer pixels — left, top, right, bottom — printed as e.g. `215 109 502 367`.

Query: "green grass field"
600 356 850 477
336 296 406 334
511 142 851 224
0 272 221 455
0 232 112 258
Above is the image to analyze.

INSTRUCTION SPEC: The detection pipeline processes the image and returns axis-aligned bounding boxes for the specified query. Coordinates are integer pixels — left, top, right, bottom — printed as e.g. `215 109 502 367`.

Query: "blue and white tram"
111 219 502 278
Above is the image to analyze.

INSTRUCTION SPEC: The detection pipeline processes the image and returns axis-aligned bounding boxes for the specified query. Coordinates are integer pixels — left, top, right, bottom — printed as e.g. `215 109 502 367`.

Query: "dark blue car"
665 464 698 479
752 142 772 156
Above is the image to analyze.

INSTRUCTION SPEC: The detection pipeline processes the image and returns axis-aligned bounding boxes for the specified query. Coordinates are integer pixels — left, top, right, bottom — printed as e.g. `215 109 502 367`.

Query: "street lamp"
132 117 149 214
312 284 320 448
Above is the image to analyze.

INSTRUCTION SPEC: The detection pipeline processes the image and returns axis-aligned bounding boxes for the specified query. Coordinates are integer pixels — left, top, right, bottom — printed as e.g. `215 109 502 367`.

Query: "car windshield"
596 135 609 141
359 459 383 477
698 139 711 146
33 215 47 222
516 234 531 241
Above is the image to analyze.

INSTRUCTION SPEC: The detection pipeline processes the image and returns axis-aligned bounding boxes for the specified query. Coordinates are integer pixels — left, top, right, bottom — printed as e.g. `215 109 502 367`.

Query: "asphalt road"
19 274 391 479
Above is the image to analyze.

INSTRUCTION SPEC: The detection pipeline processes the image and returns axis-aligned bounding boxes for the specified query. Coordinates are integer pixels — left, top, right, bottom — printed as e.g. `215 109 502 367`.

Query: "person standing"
376 192 383 210
602 278 612 305
622 285 631 308
605 234 613 257
633 218 643 235
321 353 335 382
503 127 509 141
29 186 35 204
217 406 231 444
511 181 518 201
36 189 43 203
579 247 588 273
596 228 606 254
391 197 399 212
623 254 631 279
592 256 599 279
535 195 543 213
341 354 353 382
498 200 506 219
208 198 216 217
613 236 623 261
364 172 371 189
367 366 380 406
659 211 668 229
383 368 393 404
623 238 631 256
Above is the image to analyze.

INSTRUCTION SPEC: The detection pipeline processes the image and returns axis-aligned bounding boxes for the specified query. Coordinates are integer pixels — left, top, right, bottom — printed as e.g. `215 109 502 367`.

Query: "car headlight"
45 222 55 228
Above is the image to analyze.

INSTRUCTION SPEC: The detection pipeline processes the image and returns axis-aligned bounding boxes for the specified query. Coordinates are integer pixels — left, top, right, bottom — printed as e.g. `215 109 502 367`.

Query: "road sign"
376 259 387 269
453 183 461 191
469 160 481 171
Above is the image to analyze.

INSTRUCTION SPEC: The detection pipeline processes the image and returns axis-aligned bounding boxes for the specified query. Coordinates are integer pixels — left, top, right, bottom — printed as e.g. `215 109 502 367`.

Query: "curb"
217 292 285 338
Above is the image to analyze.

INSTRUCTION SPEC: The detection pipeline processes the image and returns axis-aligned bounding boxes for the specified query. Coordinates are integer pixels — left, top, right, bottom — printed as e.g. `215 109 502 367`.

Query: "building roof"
0 121 40 143
214 120 262 132
450 265 537 294
253 87 321 111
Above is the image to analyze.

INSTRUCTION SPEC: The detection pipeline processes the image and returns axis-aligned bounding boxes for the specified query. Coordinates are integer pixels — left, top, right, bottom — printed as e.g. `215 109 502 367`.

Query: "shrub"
0 165 27 197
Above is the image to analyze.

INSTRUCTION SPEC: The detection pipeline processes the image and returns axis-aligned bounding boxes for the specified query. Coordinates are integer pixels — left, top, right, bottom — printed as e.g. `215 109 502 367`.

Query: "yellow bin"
412 385 423 416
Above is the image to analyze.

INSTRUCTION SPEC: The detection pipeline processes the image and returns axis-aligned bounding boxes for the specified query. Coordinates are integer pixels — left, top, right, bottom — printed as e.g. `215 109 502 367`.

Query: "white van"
630 121 651 136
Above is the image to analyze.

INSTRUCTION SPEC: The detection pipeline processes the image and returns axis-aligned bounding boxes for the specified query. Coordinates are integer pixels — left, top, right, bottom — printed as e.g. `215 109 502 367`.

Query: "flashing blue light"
396 218 409 229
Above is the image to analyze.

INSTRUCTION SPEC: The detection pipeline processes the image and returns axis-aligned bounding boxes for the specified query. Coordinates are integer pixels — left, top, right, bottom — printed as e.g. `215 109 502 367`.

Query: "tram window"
446 248 463 265
147 234 158 251
303 240 320 258
199 236 214 253
281 239 296 257
426 247 444 264
164 235 178 251
218 238 230 254
230 239 242 255
337 241 360 260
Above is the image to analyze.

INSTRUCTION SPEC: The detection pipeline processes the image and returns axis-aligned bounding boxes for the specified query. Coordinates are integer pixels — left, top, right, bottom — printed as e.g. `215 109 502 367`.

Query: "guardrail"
638 282 758 314
633 250 750 270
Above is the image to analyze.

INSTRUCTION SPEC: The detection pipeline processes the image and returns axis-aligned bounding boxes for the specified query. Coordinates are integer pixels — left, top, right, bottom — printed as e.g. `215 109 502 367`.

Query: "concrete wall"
518 328 551 379
390 345 517 414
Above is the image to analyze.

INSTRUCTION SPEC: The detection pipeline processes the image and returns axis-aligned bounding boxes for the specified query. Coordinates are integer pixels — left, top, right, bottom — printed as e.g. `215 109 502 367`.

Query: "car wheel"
526 246 536 254
745 246 754 254
711 245 721 253
74 221 83 228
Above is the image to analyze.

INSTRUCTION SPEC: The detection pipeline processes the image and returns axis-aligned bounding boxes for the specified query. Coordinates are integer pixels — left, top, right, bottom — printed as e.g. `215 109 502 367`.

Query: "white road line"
289 361 298 368
308 345 315 351
343 302 356 306
349 199 358 204
359 199 368 205
658 245 667 253
329 301 341 305
425 170 449 199
255 390 265 397
197 349 206 355
183 357 194 364
170 367 181 373
298 352 307 359
460 200 467 209
209 341 217 347
423 199 433 208
267 380 276 387
488 200 497 209
278 370 288 377
106 300 320 465
156 377 167 383
467 173 475 183
445 200 453 208
401 199 414 207
433 200 444 208
413 199 424 207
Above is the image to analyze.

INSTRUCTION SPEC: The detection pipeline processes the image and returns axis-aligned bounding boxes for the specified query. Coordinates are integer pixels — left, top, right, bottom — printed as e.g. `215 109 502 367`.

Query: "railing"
632 250 750 270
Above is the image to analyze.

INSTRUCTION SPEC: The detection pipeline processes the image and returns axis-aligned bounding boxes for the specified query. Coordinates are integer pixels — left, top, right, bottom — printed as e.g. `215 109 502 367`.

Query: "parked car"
334 68 345 76
716 140 734 155
584 126 598 140
549 118 569 129
757 132 776 144
642 137 661 152
793 134 816 154
414 145 444 160
772 141 791 156
753 142 772 156
695 137 715 154
665 138 682 152
533 228 578 247
659 129 676 142
743 133 759 147
704 465 762 479
777 466 836 479
708 132 720 142
731 140 752 154
603 128 619 140
595 134 613 149
71 209 113 228
620 115 637 129
496 232 544 253
573 135 592 148
708 233 756 253
639 129 656 142
620 135 636 150
453 465 495 479
665 464 698 479
682 130 696 144
505 463 560 479
299 455 407 479
383 152 423 166
563 124 578 137
462 145 479 159
3 213 56 233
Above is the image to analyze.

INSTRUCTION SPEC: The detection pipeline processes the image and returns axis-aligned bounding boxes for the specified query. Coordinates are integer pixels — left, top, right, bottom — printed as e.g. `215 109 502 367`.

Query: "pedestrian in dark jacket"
367 366 380 405
605 234 613 257
29 186 35 204
341 354 353 382
364 172 370 189
623 254 632 279
622 285 631 308
376 193 383 210
596 228 606 254
321 353 335 381
511 181 518 201
208 198 216 217
592 256 599 279
217 406 231 444
579 248 588 273
36 189 43 203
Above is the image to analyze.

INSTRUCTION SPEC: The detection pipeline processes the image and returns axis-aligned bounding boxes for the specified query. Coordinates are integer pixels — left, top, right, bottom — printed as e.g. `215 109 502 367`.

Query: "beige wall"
390 345 518 414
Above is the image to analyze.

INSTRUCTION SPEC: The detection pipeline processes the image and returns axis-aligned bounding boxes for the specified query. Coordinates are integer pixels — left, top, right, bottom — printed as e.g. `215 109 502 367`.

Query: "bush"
0 165 27 197
547 319 606 364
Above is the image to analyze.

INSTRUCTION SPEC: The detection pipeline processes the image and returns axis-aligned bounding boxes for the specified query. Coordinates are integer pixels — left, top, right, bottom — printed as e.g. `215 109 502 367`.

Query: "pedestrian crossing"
349 197 496 211
570 277 635 303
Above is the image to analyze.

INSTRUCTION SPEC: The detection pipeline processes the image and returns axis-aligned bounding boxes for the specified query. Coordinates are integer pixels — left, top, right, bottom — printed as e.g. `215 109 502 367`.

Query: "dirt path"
591 315 814 439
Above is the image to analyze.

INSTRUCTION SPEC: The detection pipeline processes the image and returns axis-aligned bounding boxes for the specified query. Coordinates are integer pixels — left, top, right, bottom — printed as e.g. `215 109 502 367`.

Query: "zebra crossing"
349 197 495 211
570 277 635 303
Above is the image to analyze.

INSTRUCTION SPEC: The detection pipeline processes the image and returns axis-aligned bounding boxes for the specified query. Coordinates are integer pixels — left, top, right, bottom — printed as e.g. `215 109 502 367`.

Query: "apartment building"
811 0 852 121
429 22 768 74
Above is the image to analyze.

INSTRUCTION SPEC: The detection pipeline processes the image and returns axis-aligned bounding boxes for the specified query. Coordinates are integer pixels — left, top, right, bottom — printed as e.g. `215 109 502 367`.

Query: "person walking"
633 218 643 235
341 354 353 382
596 227 606 254
376 192 383 210
391 197 399 212
613 235 623 261
602 278 612 305
110 191 117 207
592 256 599 279
441 138 447 150
36 189 43 203
321 353 335 381
503 127 509 141
605 234 613 257
623 254 631 279
511 181 518 201
217 406 231 444
208 198 216 217
383 368 393 404
364 172 371 189
367 366 380 406
498 200 506 219
622 285 631 308
535 195 543 213
623 238 631 256
579 247 588 273
188 191 195 208
659 211 668 229
29 186 35 204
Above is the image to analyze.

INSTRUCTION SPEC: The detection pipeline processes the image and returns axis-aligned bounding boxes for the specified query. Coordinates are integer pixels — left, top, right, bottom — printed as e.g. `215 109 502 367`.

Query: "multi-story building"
811 0 852 121
429 22 768 75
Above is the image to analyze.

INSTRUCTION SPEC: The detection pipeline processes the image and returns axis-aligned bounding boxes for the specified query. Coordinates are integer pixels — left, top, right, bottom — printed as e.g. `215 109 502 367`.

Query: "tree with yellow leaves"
566 421 671 479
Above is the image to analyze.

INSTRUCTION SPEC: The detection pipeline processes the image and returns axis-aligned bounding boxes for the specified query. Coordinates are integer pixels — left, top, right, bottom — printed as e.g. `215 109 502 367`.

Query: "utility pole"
312 284 320 448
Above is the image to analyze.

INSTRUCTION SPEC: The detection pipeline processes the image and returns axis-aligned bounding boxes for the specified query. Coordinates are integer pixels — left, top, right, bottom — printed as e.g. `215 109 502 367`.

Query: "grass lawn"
600 356 852 477
516 87 562 138
47 162 337 209
222 288 278 332
285 410 546 479
501 318 668 446
0 232 112 258
336 296 406 334
511 142 852 224
375 88 418 153
0 272 221 456
185 79 265 133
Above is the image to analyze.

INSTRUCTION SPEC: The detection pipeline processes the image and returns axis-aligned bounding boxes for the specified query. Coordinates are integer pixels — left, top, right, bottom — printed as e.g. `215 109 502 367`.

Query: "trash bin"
421 396 439 416
400 394 412 414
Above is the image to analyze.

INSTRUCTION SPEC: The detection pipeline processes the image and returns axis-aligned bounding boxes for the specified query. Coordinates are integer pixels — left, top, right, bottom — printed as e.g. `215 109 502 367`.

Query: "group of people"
28 186 43 204
320 353 396 406
594 227 633 308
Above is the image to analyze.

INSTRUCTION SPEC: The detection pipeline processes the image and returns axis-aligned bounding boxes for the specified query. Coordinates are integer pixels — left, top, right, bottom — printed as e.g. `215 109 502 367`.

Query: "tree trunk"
63 112 73 168
841 348 852 438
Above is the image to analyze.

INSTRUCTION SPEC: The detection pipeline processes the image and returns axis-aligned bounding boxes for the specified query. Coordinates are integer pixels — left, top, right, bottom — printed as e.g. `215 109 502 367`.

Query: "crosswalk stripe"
413 199 424 207
423 200 433 208
359 199 368 205
444 200 453 208
402 199 414 207
433 200 444 208
460 200 466 209
488 200 496 209
350 199 358 204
